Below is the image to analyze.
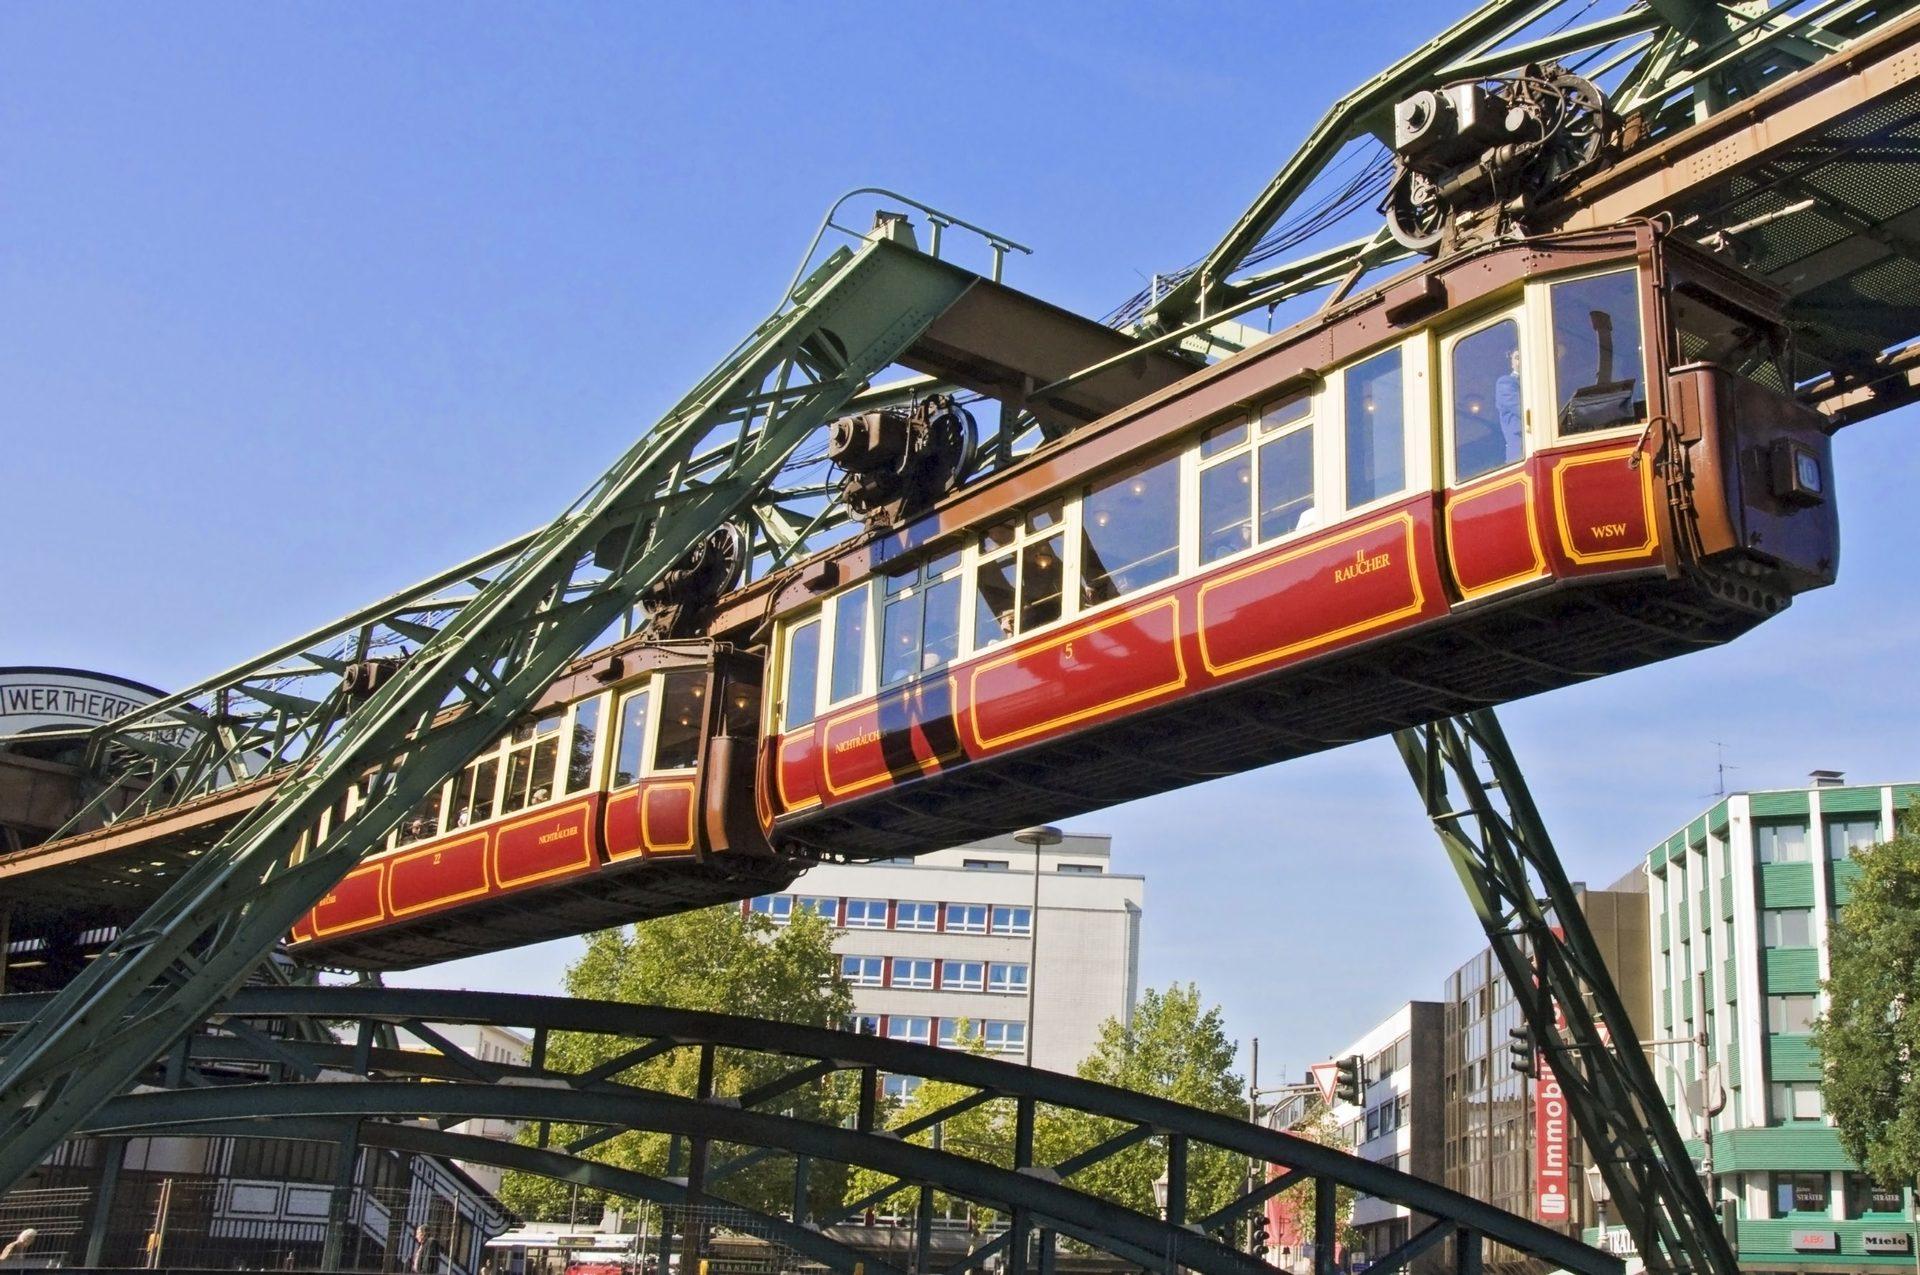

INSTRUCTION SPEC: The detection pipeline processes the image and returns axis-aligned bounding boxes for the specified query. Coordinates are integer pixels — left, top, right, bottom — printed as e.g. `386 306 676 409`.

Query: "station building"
1642 775 1920 1274
743 831 1142 1079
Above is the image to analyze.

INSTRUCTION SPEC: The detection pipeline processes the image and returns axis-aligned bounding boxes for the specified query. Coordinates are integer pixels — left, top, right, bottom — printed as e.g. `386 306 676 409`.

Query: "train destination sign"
0 667 166 737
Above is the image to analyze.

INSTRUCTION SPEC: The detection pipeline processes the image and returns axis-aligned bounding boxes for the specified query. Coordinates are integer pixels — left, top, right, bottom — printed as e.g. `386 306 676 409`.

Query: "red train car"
721 222 1838 857
288 643 788 967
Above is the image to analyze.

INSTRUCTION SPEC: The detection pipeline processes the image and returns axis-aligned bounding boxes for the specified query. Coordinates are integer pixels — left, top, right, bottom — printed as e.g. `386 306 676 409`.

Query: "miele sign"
1863 1233 1913 1254
0 667 165 736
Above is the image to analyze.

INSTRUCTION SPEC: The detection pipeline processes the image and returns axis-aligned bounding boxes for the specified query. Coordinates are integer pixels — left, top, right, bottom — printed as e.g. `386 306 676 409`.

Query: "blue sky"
5 4 1915 1087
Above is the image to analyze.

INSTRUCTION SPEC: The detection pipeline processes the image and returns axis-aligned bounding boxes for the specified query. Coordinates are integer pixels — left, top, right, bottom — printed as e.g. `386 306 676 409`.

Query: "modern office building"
745 831 1142 1077
1441 873 1650 1272
1325 1002 1446 1275
1643 775 1919 1273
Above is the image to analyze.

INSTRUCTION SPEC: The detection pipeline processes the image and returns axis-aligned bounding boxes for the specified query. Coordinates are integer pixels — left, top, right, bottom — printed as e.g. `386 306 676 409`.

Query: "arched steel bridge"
0 986 1615 1275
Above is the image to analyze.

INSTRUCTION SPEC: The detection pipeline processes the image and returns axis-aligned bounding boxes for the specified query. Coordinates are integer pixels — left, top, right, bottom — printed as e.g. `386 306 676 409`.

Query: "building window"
1828 817 1882 860
1771 1082 1824 1123
1763 908 1814 948
945 903 988 934
937 1019 967 1049
896 901 938 931
941 961 985 992
888 1016 931 1046
991 905 1032 936
962 858 1009 871
882 1074 922 1100
988 963 1029 995
1756 822 1811 864
1767 994 1817 1034
794 896 838 923
844 898 888 929
845 1014 881 1036
981 1021 1026 1056
750 896 792 925
1846 1174 1907 1217
842 956 884 988
891 959 934 990
1057 863 1103 875
1773 1171 1830 1216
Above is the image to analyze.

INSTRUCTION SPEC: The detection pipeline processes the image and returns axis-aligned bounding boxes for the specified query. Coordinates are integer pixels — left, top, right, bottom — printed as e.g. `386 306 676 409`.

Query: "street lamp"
1153 1168 1171 1220
1013 825 1061 1068
1583 1163 1612 1254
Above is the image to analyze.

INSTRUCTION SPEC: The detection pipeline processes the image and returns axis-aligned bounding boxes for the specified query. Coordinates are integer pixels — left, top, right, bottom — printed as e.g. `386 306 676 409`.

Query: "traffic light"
1508 1026 1537 1078
1334 1054 1364 1106
1250 1211 1271 1258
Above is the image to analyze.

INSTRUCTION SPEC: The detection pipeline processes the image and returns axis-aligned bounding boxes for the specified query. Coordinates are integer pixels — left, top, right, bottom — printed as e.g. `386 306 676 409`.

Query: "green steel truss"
0 208 998 1191
1127 0 1920 336
0 985 1620 1275
1396 711 1738 1275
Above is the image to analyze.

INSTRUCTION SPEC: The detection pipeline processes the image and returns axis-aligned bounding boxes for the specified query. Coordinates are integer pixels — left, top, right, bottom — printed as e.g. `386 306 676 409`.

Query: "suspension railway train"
178 223 1843 966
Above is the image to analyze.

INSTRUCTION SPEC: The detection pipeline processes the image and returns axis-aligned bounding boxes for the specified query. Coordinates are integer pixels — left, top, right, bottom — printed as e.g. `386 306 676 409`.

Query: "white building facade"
415 1022 534 1197
1321 1002 1444 1273
747 831 1142 1077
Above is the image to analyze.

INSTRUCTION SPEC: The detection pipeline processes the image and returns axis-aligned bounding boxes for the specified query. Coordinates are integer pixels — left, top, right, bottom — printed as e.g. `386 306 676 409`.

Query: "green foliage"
497 906 854 1222
1280 1096 1360 1251
1037 985 1246 1223
1815 808 1920 1191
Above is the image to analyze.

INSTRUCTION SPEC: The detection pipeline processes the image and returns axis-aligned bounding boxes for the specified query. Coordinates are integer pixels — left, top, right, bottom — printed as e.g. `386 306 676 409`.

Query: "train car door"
1437 305 1549 602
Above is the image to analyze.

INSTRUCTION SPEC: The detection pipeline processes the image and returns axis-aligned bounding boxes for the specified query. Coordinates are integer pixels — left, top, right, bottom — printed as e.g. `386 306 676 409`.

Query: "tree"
1814 808 1920 1197
497 906 854 1221
1037 984 1246 1228
1277 1095 1360 1256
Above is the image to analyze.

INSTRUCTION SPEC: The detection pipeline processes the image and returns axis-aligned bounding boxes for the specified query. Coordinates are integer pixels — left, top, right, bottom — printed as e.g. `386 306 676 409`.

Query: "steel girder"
0 222 989 1193
1134 0 1917 335
0 985 1618 1275
1395 711 1737 1275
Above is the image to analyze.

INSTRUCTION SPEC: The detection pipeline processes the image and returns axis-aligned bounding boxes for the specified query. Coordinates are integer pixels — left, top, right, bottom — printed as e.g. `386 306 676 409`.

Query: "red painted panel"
966 598 1186 753
774 730 823 814
605 785 644 862
310 863 386 938
1549 444 1660 573
386 831 490 918
493 797 596 889
1445 472 1544 600
641 779 698 855
1197 510 1428 678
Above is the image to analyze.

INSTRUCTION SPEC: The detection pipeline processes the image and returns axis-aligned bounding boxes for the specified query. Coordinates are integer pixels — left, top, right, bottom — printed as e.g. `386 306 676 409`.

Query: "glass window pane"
1025 501 1064 533
881 591 923 688
1200 454 1254 564
830 584 871 703
653 672 705 771
920 576 962 672
470 759 496 823
614 690 652 787
1201 419 1248 458
1452 320 1523 481
528 738 557 805
782 619 821 731
1082 452 1180 605
1551 271 1645 434
1019 534 1065 632
1828 817 1881 860
502 747 532 814
1671 285 1788 391
1258 426 1315 540
975 554 1017 649
1261 392 1310 432
980 520 1017 553
1344 347 1406 508
567 698 601 793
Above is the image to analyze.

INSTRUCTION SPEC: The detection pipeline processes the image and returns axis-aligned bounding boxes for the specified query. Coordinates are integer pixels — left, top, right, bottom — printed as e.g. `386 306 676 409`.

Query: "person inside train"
1495 346 1523 460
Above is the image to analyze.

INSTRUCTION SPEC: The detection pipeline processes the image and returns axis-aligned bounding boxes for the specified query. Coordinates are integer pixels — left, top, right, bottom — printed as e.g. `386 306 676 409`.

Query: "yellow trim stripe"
1551 446 1659 565
967 596 1188 753
640 778 699 854
1197 512 1425 679
774 733 822 813
1444 471 1546 602
310 863 387 938
491 797 596 889
384 831 491 918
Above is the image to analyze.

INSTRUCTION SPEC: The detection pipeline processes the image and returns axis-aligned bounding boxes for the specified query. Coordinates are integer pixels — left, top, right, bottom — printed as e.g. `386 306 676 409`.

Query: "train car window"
653 673 706 771
781 619 821 731
565 697 601 794
1082 452 1180 605
881 553 965 687
613 688 653 787
1345 347 1407 509
1258 399 1315 539
501 711 563 814
1550 270 1645 434
723 677 759 735
1450 318 1525 482
1670 285 1789 391
1020 529 1065 631
395 785 443 845
456 756 498 826
974 540 1018 650
829 584 872 704
1199 441 1254 564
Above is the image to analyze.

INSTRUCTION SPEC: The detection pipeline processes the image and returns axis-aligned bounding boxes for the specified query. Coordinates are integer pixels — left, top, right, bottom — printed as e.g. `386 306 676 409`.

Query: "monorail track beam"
0 225 987 1194
1395 709 1737 1275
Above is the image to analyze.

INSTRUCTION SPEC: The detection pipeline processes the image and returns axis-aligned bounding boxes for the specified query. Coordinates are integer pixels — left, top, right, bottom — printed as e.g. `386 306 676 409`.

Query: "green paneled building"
1640 776 1919 1274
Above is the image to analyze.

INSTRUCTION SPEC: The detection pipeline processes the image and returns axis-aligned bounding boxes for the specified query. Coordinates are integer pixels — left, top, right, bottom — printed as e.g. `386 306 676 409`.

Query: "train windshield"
1669 283 1790 392
1550 270 1646 434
